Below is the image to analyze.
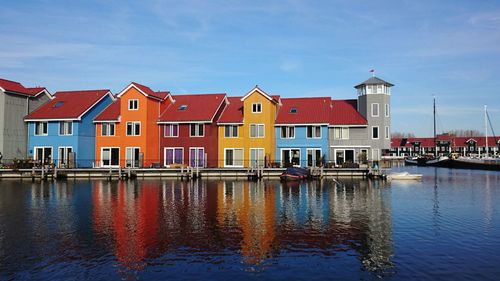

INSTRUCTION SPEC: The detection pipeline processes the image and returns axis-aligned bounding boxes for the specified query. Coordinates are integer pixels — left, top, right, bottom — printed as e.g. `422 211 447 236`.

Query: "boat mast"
485 105 488 157
433 96 437 157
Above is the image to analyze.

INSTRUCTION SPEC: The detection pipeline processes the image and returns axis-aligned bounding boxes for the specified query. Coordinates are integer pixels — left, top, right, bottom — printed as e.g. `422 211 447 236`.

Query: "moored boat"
280 167 310 181
387 172 423 180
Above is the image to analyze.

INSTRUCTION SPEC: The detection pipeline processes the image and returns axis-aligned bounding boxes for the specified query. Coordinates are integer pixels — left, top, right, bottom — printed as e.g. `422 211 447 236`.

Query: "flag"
369 69 375 73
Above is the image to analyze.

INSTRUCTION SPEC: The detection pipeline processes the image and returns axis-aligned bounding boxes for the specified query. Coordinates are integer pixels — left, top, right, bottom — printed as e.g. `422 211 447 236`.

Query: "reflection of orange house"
94 83 173 167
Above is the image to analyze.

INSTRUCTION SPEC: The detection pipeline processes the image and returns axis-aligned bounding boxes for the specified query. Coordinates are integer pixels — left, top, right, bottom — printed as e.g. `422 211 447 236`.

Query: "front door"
189 147 205 167
307 149 322 167
250 148 265 168
281 149 300 167
35 147 53 164
58 147 73 168
126 147 140 167
345 150 354 163
102 148 119 167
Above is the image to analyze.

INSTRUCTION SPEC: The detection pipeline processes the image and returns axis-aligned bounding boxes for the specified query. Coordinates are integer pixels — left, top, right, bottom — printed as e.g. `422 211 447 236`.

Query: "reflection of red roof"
130 82 170 100
391 136 500 148
0 78 49 97
218 97 243 124
25 90 111 120
276 97 331 124
94 98 121 121
330 99 367 125
159 94 226 122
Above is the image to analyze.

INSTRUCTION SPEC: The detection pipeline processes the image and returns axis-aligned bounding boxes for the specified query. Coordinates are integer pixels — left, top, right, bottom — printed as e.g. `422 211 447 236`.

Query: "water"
0 167 499 280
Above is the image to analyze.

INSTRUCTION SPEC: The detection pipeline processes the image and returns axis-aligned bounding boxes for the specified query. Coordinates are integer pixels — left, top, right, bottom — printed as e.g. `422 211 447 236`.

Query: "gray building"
329 76 393 165
0 78 51 164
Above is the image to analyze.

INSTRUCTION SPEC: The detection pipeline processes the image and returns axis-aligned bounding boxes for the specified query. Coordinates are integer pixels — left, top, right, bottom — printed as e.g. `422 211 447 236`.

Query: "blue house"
275 97 331 167
25 90 114 168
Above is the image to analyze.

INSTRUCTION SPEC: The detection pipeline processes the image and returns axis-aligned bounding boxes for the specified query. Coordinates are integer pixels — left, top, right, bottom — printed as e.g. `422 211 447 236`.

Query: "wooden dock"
0 167 370 180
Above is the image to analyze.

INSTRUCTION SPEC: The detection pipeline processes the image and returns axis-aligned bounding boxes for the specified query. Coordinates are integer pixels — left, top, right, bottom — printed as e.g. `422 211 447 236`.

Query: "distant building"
0 78 51 163
25 90 114 167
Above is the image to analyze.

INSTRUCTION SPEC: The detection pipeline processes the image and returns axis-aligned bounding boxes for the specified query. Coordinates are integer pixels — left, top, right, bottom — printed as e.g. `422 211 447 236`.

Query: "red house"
158 93 227 168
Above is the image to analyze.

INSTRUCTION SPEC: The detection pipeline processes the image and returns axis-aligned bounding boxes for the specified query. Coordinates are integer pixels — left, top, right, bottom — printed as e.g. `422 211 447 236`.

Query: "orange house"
94 82 172 167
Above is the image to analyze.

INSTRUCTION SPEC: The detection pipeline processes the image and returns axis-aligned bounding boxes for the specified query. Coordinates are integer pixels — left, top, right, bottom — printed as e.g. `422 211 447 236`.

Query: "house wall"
2 93 29 161
28 94 50 113
95 122 121 166
217 124 245 167
0 92 4 160
275 125 329 166
28 121 80 165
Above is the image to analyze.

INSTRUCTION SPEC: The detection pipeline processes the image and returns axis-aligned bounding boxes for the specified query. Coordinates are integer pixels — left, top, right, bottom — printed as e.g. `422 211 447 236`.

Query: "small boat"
387 172 423 181
280 167 309 181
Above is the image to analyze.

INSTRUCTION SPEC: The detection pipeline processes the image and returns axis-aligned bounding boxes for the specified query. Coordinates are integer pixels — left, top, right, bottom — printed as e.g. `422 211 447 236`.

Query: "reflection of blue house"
25 90 114 168
275 97 331 167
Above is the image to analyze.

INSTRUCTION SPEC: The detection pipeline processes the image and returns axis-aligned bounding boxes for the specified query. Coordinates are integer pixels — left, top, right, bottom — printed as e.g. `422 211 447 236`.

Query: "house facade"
25 90 114 167
158 93 227 168
328 76 393 165
94 82 172 168
217 87 280 168
0 78 51 163
275 97 331 167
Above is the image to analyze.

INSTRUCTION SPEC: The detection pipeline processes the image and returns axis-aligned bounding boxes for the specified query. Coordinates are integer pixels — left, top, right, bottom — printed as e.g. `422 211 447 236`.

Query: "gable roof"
217 97 244 124
276 97 331 125
158 93 227 123
329 99 367 126
241 86 279 103
354 76 394 89
117 82 171 101
391 136 500 148
0 78 51 98
25 90 113 121
94 98 121 122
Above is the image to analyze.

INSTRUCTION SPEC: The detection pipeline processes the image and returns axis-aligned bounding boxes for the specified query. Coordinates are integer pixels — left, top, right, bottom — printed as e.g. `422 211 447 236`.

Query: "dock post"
41 166 45 181
127 167 131 179
31 166 35 182
54 166 58 180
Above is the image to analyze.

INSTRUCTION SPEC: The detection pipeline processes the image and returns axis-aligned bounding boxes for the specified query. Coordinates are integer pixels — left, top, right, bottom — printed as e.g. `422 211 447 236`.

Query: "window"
189 147 205 167
225 148 243 167
164 147 183 166
34 122 48 136
250 124 265 138
280 126 295 139
290 107 298 114
385 104 390 117
178 105 187 111
224 125 238 138
58 147 73 167
250 148 265 168
126 122 141 136
128 99 138 110
372 103 379 117
372 126 379 139
377 85 382 93
307 126 321 138
252 103 262 113
59 121 73 135
333 127 349 140
164 124 179 137
102 123 115 136
102 148 119 167
385 126 390 139
190 124 204 137
307 149 322 167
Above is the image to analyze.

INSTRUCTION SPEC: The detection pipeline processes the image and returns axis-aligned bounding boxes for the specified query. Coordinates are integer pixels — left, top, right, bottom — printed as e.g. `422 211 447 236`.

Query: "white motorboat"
387 172 423 181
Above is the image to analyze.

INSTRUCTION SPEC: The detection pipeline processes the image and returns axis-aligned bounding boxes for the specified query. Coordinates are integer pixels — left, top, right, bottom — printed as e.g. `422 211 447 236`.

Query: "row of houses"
0 76 393 168
389 135 500 157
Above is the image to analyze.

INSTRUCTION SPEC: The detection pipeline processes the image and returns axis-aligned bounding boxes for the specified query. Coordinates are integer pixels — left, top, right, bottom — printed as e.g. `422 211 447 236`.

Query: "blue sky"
2 0 500 136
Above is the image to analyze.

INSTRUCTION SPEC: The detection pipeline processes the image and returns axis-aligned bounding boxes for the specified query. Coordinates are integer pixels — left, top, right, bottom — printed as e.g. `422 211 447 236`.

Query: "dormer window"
290 107 298 114
128 99 138 110
252 103 262 113
179 105 187 111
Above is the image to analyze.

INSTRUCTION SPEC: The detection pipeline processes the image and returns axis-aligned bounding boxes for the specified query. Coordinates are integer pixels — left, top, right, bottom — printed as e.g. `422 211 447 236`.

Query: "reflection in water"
90 179 394 278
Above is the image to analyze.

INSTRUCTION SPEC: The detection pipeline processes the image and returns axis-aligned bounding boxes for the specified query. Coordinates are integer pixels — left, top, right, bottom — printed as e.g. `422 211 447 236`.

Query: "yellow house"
217 86 280 167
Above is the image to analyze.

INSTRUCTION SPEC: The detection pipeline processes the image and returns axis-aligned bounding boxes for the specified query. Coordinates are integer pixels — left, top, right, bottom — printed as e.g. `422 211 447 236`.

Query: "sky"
1 0 500 136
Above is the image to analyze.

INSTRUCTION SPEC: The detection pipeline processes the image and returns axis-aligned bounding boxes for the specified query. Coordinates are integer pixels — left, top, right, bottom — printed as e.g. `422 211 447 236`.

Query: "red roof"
276 97 331 124
0 78 48 97
330 99 367 125
159 94 226 122
391 136 500 148
218 97 244 124
128 82 170 100
94 98 121 121
25 90 111 120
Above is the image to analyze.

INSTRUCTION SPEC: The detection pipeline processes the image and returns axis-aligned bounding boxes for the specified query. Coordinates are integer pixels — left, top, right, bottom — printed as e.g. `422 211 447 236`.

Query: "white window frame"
33 146 53 163
57 146 73 167
101 147 120 167
372 103 379 117
34 122 48 136
250 124 265 138
372 126 379 139
372 149 380 161
101 123 116 136
333 127 349 140
280 126 295 139
224 125 238 138
164 124 179 137
128 99 139 110
280 148 301 166
58 121 73 136
190 123 205 137
252 103 262 113
125 147 141 167
385 126 390 139
385 104 390 117
306 125 321 139
249 148 265 168
164 147 184 166
306 148 322 167
126 121 141 136
189 147 205 167
224 148 244 167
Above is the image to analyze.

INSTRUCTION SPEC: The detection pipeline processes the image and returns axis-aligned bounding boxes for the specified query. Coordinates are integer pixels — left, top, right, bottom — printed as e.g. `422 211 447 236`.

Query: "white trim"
241 86 273 101
158 121 212 124
101 147 120 168
251 102 262 113
58 121 74 136
126 121 141 136
93 119 119 123
280 148 301 166
34 121 48 136
163 147 184 167
371 103 380 117
75 91 114 120
385 103 390 117
276 123 329 126
32 89 53 99
163 123 179 137
33 146 53 162
327 124 367 128
117 83 163 100
217 122 243 125
223 148 244 168
333 148 356 165
128 99 139 110
210 95 228 122
26 118 79 122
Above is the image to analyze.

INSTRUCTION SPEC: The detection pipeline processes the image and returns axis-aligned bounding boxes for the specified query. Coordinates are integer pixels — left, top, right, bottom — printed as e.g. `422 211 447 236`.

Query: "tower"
354 76 393 161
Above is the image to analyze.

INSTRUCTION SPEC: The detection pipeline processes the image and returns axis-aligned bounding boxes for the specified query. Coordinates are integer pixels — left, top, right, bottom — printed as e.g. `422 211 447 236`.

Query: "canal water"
0 167 499 280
